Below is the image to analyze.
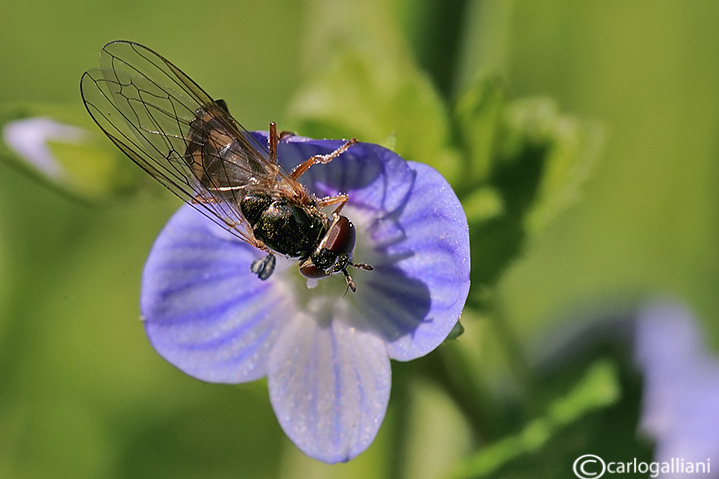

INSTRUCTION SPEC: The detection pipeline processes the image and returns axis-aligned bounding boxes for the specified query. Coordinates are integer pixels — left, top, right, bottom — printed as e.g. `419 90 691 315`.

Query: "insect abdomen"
185 108 268 192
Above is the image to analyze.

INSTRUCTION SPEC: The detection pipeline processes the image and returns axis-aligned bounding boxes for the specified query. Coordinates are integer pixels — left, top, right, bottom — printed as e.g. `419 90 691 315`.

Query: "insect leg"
289 137 357 180
350 262 373 272
316 193 349 215
340 262 374 294
268 122 279 165
268 124 296 164
342 269 357 293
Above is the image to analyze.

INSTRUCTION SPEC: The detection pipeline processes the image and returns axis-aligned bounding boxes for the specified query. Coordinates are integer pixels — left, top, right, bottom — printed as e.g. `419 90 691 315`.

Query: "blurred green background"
0 0 716 478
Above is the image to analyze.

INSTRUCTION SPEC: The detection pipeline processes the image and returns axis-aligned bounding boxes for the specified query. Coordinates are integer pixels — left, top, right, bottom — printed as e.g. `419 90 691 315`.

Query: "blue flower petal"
636 300 719 468
253 134 470 361
249 133 415 214
141 133 470 463
268 303 391 463
280 138 416 214
365 161 470 360
142 205 292 383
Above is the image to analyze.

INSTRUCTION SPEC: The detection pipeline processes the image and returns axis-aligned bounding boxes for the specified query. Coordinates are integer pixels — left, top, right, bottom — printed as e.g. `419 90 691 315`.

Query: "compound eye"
325 215 356 255
299 261 328 279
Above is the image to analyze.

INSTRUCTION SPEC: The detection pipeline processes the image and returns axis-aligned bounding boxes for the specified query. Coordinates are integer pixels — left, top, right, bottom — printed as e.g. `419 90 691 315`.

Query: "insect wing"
80 41 273 246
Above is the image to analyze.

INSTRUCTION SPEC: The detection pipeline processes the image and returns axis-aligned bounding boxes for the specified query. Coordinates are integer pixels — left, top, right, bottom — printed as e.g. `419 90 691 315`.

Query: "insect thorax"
240 193 328 258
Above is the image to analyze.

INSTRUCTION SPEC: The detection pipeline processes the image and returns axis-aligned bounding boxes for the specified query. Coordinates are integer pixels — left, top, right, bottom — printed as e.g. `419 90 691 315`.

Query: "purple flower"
140 134 471 463
635 300 719 476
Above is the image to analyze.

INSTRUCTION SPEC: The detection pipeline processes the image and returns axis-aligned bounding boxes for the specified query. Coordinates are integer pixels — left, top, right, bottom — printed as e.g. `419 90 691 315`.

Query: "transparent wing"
80 40 285 247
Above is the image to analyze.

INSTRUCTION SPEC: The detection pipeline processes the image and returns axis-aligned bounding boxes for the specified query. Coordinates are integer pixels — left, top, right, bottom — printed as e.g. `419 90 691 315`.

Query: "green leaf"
452 77 506 190
460 185 504 227
0 103 140 203
498 98 604 236
450 360 621 479
456 94 603 290
445 321 466 341
287 0 462 184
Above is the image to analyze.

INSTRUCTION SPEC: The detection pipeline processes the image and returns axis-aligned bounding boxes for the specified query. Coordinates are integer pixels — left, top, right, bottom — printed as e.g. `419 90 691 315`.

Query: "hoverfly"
80 41 371 291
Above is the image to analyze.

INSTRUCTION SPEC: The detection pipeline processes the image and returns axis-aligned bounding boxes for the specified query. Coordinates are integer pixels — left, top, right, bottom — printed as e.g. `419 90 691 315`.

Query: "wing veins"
82 41 313 249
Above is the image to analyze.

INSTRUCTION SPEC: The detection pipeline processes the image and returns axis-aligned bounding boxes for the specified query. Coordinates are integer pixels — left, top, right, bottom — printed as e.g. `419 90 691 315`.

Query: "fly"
80 41 372 291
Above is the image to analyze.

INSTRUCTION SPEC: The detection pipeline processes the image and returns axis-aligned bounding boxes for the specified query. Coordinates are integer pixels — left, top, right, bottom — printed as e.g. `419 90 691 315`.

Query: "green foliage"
499 98 603 236
454 84 603 293
451 360 622 479
453 77 505 188
287 0 463 184
288 8 603 306
0 0 716 477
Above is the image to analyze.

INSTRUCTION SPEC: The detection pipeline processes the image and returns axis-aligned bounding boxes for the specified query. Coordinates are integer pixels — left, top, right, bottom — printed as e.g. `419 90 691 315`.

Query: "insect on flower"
80 41 372 291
